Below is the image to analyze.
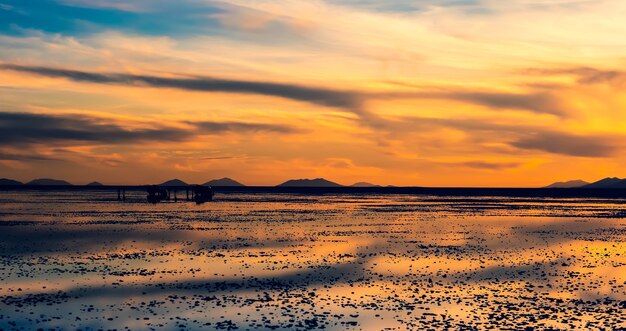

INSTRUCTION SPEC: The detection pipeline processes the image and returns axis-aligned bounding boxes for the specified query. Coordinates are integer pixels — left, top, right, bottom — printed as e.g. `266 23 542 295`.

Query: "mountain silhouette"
203 177 245 187
350 182 381 187
26 178 72 186
86 181 104 186
0 178 22 185
583 177 624 188
277 178 343 187
544 180 589 188
158 179 189 186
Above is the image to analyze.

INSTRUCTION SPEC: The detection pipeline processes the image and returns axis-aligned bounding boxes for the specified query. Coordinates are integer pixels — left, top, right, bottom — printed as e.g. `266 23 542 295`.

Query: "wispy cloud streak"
0 64 363 110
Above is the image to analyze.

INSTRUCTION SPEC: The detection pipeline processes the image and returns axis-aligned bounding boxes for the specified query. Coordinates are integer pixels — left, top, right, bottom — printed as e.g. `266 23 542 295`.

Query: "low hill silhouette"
350 182 381 187
159 179 189 186
203 177 245 187
26 178 72 186
87 181 104 186
583 177 626 188
277 178 343 187
544 180 589 188
0 178 22 185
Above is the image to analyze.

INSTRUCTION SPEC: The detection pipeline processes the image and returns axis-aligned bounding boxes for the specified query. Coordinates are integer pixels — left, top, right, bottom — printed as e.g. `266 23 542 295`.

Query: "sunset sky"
1 0 626 186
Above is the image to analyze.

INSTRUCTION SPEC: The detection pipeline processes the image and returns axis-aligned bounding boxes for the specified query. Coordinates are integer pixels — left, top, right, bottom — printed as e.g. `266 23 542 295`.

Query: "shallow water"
0 190 625 330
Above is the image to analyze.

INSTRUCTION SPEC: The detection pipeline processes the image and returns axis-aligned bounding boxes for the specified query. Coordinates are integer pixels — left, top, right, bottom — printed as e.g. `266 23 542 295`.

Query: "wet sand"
1 191 625 330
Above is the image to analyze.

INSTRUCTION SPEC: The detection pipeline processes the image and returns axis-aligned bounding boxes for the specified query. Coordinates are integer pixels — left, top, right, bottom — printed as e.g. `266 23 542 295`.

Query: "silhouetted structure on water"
193 185 214 204
145 185 214 204
147 186 168 204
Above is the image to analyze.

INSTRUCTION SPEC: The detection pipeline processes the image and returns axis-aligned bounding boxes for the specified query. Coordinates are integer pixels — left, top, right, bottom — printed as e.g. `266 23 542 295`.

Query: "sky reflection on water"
1 191 625 329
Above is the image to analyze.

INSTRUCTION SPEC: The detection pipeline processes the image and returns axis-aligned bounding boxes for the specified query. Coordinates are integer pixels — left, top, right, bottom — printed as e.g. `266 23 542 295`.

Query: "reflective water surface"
1 191 625 330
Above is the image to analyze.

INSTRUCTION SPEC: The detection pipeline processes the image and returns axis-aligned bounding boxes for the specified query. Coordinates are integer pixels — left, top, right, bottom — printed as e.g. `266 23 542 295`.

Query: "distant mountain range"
0 177 352 187
277 178 343 187
582 177 626 188
157 178 247 187
6 176 626 188
545 177 626 189
26 178 73 186
544 180 589 188
144 176 626 188
203 177 245 187
0 178 23 185
350 182 381 187
159 179 189 186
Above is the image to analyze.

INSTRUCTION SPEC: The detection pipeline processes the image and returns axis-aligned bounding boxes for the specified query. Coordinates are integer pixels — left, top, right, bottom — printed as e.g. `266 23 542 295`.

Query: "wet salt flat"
1 191 625 330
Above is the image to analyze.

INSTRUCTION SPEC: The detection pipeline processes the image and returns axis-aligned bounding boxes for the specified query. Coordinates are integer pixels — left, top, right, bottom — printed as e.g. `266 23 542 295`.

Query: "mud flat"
1 191 625 330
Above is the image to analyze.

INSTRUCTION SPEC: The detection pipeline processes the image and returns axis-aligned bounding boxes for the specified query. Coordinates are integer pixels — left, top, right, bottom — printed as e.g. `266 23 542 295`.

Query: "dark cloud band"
0 112 298 147
0 64 362 110
511 131 617 157
1 64 571 124
0 112 192 145
191 121 298 133
392 115 619 158
377 90 565 116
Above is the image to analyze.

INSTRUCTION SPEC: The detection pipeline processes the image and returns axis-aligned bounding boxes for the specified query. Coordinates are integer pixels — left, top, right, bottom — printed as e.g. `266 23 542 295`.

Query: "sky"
1 0 626 186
